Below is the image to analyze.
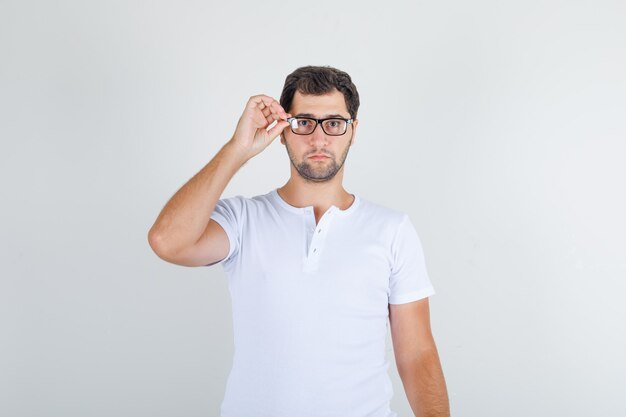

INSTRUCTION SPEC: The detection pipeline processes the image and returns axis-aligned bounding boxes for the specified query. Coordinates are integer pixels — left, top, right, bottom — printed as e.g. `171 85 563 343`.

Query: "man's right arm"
147 95 291 267
147 142 246 267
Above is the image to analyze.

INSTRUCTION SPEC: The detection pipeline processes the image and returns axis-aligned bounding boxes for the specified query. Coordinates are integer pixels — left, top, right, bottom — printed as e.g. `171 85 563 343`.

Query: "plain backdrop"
2 1 625 416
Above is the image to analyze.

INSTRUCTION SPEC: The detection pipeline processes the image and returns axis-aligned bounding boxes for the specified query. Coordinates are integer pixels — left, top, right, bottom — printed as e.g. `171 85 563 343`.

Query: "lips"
309 154 330 159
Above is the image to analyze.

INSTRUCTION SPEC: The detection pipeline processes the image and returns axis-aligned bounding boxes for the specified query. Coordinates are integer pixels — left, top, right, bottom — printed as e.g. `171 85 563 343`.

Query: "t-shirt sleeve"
204 196 243 267
388 213 436 304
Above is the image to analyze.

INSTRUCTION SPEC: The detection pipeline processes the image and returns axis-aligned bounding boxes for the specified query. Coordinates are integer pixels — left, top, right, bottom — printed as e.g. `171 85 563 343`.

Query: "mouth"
309 154 330 160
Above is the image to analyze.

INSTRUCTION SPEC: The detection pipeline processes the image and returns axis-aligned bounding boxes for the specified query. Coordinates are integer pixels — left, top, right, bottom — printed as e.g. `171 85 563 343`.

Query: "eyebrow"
294 113 349 119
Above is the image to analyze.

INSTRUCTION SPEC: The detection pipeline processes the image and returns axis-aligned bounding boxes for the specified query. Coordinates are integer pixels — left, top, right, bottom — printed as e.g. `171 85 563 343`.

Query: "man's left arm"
389 298 450 417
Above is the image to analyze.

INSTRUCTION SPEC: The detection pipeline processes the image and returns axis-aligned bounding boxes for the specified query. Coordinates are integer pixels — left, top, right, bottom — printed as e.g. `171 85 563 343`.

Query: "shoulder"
215 194 248 210
215 190 274 216
356 196 407 226
353 196 410 241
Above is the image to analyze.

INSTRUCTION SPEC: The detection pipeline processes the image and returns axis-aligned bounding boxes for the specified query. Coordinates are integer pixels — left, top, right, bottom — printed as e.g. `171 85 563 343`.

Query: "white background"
2 0 625 416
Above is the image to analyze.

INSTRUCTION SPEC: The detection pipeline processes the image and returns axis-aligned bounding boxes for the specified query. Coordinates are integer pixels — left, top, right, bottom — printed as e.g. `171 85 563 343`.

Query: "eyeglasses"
286 117 353 136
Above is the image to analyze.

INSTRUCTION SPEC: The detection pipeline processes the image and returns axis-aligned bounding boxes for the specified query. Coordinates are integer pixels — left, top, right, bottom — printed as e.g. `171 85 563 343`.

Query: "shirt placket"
302 206 336 272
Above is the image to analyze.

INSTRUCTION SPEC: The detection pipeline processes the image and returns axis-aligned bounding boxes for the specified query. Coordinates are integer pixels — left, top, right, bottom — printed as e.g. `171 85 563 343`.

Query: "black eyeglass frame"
286 116 354 136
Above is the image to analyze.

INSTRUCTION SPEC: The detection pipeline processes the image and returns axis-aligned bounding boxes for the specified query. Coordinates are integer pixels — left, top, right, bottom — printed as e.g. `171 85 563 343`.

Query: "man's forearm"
397 349 450 417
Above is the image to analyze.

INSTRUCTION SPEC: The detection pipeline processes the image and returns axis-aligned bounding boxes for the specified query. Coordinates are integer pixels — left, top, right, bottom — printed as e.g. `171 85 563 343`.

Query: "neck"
278 171 354 212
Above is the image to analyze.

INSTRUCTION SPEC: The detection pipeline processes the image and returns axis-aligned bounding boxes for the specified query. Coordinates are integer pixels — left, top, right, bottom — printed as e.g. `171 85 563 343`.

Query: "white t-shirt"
208 188 435 417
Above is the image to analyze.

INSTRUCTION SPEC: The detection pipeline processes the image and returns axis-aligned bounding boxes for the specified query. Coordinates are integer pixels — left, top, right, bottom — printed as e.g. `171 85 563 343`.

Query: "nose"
309 123 329 147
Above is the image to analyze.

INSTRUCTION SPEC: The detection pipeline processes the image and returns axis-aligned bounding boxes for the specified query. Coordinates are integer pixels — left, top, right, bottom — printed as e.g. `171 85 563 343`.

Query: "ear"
349 119 358 146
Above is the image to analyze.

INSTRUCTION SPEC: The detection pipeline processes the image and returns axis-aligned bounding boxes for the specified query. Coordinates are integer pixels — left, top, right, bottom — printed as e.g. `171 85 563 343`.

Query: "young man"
148 66 450 417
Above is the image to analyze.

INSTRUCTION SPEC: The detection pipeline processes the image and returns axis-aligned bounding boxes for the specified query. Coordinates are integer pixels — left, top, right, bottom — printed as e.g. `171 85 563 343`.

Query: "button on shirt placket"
303 207 335 271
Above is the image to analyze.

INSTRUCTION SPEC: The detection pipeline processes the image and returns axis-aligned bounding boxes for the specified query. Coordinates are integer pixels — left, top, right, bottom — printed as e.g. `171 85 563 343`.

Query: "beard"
285 140 352 183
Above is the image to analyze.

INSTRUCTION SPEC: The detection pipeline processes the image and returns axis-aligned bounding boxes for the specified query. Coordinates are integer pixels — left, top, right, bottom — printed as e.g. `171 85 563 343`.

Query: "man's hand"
228 94 291 162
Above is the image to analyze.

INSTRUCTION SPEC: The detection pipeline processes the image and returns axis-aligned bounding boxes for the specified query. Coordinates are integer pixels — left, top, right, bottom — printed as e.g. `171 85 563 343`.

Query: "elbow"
396 347 441 372
148 229 170 258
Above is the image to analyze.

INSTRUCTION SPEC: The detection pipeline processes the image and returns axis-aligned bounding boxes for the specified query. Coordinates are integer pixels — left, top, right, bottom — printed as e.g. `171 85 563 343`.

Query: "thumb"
267 120 290 141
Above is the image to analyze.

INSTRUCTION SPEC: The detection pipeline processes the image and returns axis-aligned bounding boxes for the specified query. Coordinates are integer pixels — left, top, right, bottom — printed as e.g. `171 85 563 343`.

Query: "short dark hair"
279 65 360 119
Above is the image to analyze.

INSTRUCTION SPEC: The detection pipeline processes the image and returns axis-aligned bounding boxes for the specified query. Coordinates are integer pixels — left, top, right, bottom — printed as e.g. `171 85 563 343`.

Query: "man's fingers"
263 109 289 127
270 100 289 119
265 113 278 125
248 94 289 119
248 94 276 110
266 120 289 140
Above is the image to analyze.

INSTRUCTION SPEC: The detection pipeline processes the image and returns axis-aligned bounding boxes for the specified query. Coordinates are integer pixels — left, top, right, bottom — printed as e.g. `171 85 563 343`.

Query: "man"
148 66 450 417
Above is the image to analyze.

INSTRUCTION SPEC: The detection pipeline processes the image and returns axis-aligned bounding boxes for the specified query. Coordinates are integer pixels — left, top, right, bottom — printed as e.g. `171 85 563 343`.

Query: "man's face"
280 89 358 183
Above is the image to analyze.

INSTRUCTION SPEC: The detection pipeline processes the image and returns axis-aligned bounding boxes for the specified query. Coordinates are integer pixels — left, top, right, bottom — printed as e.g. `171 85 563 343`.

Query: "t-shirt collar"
270 188 360 216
